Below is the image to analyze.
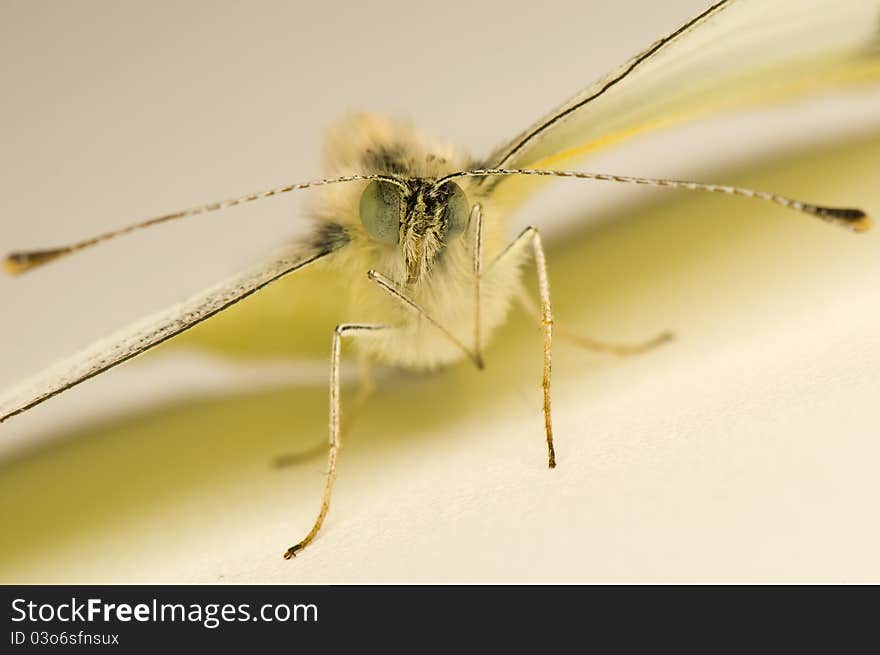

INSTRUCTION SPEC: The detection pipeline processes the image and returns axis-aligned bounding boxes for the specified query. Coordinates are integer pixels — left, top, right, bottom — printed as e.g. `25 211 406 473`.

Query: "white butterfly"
2 0 878 559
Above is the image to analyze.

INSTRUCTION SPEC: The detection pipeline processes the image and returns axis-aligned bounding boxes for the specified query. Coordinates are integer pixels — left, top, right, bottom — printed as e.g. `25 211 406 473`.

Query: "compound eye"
440 182 469 241
360 180 402 244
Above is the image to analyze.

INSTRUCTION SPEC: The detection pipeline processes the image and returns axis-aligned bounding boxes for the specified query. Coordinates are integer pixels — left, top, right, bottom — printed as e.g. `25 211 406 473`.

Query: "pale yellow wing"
0 248 330 423
485 0 880 206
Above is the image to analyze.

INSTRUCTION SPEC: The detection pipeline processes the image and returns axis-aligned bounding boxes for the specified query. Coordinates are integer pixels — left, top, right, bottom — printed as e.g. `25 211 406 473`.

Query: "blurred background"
1 0 878 582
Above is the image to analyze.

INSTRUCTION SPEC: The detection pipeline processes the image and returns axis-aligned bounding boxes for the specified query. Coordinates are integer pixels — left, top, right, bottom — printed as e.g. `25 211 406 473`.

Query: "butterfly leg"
471 203 486 367
283 323 387 559
487 226 556 468
516 291 673 356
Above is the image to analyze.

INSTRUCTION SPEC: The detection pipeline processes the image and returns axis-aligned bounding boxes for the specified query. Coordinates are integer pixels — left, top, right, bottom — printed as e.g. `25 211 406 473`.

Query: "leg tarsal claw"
283 544 303 560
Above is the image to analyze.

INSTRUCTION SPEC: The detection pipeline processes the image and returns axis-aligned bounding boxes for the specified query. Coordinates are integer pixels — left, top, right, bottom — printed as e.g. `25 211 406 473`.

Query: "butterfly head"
359 177 470 285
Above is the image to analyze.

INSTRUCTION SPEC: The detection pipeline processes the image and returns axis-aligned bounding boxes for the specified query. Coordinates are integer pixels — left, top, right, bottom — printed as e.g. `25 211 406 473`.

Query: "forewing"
487 0 880 190
0 247 331 423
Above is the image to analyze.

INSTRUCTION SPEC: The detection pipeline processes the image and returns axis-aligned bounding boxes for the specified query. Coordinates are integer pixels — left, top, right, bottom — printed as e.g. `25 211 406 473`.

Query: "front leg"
471 203 485 368
283 323 387 559
488 226 556 469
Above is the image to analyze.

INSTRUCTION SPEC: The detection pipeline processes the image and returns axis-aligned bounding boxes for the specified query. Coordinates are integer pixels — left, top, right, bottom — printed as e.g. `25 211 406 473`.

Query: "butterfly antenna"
436 168 870 232
4 174 404 275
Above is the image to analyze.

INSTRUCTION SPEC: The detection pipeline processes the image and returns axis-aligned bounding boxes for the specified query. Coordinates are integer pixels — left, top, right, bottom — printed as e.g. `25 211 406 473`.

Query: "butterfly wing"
0 247 331 423
485 0 880 205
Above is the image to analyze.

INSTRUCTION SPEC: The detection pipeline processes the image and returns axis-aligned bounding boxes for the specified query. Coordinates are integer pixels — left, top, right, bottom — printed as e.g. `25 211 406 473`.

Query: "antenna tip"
852 214 871 233
807 205 871 233
4 249 68 275
834 209 871 233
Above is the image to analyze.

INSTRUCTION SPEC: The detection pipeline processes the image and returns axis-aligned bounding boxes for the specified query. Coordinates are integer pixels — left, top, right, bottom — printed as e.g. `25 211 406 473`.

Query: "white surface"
1 0 879 583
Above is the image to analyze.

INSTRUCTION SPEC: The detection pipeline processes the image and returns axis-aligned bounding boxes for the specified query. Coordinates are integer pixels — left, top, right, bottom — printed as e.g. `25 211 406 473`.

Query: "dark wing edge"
488 0 731 169
0 246 333 424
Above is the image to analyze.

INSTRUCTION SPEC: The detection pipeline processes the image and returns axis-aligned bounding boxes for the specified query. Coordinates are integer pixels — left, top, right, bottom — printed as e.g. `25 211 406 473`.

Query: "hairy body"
318 114 524 370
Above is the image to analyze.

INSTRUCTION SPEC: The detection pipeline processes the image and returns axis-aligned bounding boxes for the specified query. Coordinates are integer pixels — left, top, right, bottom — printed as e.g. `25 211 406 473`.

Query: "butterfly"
2 0 878 561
